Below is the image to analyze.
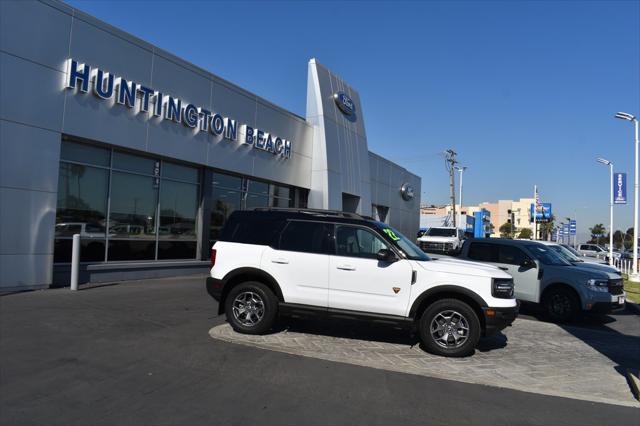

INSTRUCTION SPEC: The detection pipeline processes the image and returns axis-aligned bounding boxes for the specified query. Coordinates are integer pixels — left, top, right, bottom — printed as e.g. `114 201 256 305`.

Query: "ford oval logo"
400 183 415 201
334 92 355 116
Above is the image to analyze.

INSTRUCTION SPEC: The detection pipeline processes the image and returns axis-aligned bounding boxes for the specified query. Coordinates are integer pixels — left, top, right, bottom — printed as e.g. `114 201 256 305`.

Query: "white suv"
206 209 518 357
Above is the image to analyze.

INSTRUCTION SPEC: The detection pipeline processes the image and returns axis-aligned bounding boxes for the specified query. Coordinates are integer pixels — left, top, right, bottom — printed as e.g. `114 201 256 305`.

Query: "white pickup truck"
417 227 464 254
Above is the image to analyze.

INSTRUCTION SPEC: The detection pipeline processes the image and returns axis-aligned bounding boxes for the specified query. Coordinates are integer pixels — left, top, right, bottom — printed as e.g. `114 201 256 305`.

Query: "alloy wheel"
430 310 470 349
232 291 265 327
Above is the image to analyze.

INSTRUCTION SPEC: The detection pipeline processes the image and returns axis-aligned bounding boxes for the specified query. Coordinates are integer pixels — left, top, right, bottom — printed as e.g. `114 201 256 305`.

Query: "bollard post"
70 233 80 291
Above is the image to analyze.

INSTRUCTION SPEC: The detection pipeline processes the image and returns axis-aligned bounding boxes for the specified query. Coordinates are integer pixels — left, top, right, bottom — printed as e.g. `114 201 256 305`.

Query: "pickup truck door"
494 244 540 303
328 224 413 316
466 242 539 303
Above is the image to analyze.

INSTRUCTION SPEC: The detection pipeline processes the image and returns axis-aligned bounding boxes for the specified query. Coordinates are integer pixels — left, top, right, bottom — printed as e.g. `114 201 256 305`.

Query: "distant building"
423 198 542 238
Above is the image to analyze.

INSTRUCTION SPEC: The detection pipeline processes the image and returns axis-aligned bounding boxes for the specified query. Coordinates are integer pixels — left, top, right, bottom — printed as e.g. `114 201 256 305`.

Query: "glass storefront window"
55 140 303 264
270 184 290 200
107 171 158 261
112 151 157 175
211 186 241 241
247 180 269 196
212 172 242 190
54 162 108 262
60 141 110 167
158 179 199 259
245 193 269 210
163 162 199 183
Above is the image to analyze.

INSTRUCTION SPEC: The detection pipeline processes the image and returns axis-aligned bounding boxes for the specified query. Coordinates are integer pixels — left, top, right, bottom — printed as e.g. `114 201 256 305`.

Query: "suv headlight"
586 278 609 293
492 278 514 299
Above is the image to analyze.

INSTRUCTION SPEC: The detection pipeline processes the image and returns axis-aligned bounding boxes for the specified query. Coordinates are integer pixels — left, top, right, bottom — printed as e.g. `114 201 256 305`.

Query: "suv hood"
567 264 620 280
571 260 621 275
416 257 511 279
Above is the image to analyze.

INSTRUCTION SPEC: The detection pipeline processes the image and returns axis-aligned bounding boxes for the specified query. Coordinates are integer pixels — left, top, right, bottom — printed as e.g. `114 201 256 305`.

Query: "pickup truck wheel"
225 281 277 335
419 299 480 357
543 288 579 322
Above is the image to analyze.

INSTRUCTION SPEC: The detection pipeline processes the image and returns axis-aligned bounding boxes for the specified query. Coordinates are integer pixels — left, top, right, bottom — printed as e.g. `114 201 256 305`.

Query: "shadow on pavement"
520 303 640 382
264 316 509 355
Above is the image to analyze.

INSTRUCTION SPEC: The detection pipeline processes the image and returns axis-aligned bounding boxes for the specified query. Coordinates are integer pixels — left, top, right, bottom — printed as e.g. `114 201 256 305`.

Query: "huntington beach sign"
64 59 292 159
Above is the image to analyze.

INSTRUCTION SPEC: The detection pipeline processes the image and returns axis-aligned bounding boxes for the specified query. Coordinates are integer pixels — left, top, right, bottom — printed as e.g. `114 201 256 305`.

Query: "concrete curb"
627 370 640 401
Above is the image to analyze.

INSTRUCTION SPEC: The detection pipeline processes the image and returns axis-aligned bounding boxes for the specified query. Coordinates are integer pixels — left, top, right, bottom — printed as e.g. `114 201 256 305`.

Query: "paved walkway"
210 318 640 407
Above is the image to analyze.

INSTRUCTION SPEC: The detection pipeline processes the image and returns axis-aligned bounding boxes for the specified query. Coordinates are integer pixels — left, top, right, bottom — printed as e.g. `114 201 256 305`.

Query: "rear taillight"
210 249 217 267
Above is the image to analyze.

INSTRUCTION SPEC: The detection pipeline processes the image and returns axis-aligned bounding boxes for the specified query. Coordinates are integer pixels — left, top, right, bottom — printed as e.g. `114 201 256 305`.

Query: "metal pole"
450 167 456 228
609 163 614 265
70 233 80 291
533 185 537 240
458 168 464 232
633 119 640 281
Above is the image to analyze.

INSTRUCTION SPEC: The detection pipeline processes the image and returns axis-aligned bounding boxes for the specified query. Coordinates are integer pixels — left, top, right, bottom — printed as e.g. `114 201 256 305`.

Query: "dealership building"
0 0 421 291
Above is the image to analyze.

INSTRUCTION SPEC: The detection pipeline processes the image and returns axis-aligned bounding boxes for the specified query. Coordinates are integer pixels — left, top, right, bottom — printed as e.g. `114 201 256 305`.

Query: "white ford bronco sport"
206 209 518 357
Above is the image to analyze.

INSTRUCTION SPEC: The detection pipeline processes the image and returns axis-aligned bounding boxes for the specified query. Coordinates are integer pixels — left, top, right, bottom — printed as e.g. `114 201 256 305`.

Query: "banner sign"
614 172 627 204
569 220 576 236
530 202 552 222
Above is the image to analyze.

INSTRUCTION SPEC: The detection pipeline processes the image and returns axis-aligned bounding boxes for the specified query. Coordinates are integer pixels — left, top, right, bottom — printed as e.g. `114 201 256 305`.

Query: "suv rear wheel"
225 281 278 334
418 299 480 357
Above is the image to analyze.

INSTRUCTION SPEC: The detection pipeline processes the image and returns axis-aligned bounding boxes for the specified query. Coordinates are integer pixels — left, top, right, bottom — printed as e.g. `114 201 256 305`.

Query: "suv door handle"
271 258 289 264
498 267 508 271
337 265 356 271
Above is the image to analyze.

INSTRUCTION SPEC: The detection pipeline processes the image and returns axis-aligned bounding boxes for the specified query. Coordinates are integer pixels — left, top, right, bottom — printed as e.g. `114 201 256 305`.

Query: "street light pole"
615 112 639 281
596 158 614 265
455 166 467 232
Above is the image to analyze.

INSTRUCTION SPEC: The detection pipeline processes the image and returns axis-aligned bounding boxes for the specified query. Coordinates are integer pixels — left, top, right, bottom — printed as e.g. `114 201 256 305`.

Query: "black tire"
418 298 480 357
543 287 579 322
224 281 278 335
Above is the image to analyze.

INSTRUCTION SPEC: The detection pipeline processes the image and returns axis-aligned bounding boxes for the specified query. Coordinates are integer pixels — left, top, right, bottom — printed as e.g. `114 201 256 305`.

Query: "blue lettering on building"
64 58 292 159
92 69 113 99
116 78 136 108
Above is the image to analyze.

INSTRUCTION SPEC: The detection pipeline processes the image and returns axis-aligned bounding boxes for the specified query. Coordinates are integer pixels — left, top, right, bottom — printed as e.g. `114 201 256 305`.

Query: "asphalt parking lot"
1 275 638 425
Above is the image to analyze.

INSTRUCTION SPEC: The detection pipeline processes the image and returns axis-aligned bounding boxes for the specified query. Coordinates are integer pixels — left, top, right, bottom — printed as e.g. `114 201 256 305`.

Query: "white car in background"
563 245 612 265
576 244 608 260
417 227 464 254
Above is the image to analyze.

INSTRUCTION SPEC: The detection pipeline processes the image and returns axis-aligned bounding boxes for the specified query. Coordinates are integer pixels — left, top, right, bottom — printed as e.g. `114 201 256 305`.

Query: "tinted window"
280 221 333 254
219 212 284 246
468 242 499 262
336 225 388 259
498 245 528 265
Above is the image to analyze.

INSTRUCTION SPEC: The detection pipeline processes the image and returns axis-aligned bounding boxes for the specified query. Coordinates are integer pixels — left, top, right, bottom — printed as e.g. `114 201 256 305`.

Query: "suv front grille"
608 279 624 295
419 241 453 252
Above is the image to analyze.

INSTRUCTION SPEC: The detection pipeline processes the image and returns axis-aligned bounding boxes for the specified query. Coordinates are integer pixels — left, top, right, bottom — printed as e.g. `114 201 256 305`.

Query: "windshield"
426 228 456 237
525 244 573 266
548 244 581 262
377 224 430 261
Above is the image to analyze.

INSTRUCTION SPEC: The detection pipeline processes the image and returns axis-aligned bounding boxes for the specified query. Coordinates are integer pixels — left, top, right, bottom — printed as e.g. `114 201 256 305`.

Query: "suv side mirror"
521 258 536 269
377 249 398 263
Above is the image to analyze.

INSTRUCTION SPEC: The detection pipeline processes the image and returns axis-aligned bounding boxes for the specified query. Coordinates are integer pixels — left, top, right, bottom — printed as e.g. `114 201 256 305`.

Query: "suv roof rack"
253 207 366 220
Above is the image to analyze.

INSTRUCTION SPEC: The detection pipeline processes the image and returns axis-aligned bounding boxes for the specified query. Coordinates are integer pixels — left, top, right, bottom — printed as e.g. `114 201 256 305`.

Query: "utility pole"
445 149 458 227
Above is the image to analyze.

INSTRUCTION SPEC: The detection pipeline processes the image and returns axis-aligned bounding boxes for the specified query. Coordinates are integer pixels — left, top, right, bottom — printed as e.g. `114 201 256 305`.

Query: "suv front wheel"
418 299 481 357
225 281 278 334
543 287 579 322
